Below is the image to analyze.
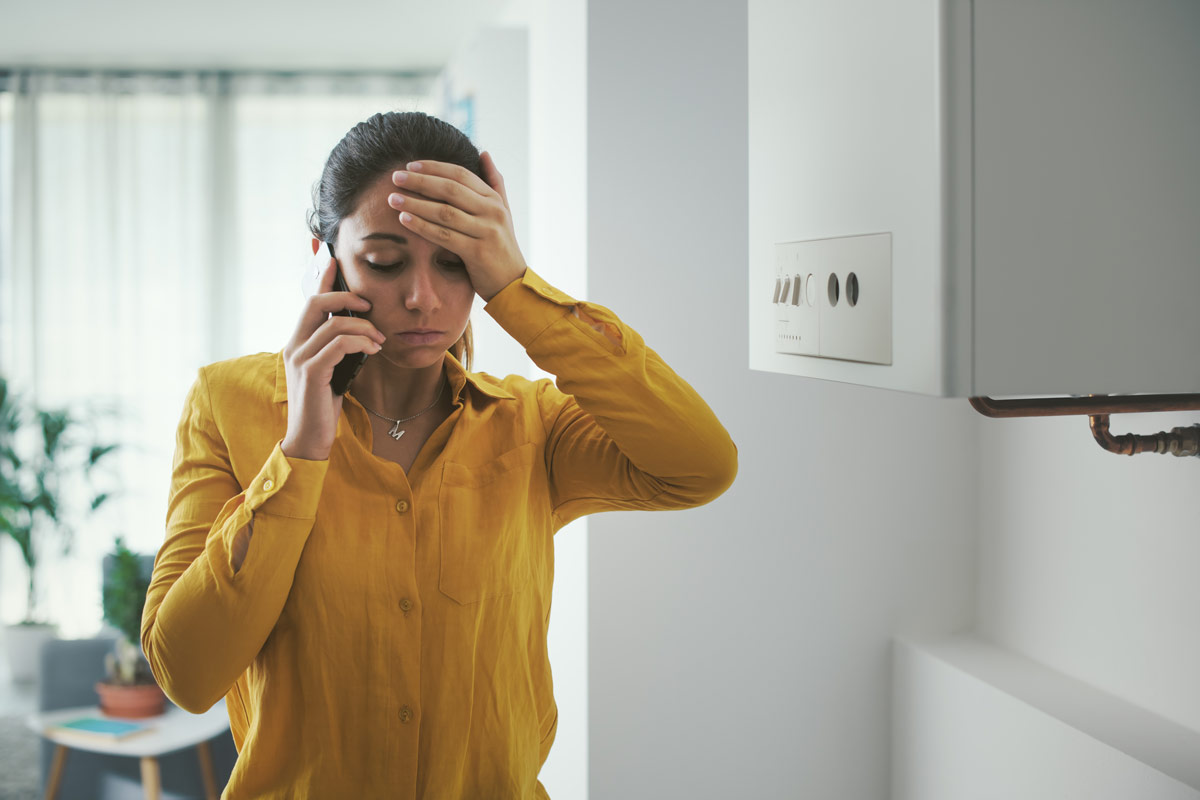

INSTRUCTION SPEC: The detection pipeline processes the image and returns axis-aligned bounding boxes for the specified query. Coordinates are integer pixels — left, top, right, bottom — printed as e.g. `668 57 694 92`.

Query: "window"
0 70 440 636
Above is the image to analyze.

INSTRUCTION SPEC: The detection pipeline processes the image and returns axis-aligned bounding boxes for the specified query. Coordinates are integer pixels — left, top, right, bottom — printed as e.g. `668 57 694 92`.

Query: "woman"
141 111 737 799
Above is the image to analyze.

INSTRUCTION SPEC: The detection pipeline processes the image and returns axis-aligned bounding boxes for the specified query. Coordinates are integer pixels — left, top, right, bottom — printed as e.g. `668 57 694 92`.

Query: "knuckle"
436 225 453 243
437 204 457 224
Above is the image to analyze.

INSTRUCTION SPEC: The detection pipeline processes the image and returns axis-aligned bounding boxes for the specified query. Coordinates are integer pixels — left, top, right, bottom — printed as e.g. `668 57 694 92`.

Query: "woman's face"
333 171 475 370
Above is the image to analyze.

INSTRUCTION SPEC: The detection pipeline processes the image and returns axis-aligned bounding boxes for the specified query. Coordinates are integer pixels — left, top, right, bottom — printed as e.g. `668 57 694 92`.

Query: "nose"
400 258 441 313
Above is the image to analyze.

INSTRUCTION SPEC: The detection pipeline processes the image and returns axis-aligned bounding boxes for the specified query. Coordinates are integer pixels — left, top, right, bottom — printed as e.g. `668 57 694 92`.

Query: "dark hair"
307 111 479 369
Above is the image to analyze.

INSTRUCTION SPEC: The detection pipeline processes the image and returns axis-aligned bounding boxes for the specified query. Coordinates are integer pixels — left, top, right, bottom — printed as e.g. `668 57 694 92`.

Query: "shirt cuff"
483 267 577 347
242 441 329 519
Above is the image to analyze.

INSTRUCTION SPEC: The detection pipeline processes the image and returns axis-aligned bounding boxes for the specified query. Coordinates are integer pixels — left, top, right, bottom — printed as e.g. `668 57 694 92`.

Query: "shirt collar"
272 350 514 404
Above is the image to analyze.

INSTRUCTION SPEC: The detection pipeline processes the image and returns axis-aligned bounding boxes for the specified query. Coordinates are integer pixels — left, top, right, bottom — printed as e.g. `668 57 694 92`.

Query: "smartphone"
326 241 369 396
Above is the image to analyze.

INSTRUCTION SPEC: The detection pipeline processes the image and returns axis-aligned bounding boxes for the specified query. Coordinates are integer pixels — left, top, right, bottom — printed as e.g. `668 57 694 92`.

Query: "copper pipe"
1089 415 1200 457
968 394 1200 458
969 394 1200 418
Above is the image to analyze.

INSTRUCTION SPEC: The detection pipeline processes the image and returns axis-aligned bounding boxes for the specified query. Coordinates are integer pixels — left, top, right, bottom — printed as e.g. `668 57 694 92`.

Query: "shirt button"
262 479 274 491
395 499 409 513
399 705 414 724
399 598 413 612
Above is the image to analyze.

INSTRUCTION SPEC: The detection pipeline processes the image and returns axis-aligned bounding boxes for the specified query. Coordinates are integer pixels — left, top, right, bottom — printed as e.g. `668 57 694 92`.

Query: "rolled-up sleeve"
141 367 328 713
484 267 738 528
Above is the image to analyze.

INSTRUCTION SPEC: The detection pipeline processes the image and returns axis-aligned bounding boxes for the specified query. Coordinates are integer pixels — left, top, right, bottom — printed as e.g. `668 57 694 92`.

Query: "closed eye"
366 261 402 272
365 260 464 272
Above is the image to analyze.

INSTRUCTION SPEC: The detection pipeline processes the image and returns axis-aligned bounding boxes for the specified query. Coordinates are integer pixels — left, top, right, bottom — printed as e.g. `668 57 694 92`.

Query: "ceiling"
0 0 512 73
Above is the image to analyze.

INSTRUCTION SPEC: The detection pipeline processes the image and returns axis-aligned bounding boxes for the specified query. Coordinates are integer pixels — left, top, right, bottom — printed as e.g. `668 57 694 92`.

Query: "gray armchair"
37 553 238 799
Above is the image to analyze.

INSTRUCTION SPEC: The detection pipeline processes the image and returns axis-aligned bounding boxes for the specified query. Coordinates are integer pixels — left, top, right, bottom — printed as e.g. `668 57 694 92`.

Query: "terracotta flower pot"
95 680 167 718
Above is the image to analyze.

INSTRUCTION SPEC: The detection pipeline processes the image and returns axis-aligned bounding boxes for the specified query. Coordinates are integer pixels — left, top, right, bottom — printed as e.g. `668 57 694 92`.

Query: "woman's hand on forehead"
387 153 527 302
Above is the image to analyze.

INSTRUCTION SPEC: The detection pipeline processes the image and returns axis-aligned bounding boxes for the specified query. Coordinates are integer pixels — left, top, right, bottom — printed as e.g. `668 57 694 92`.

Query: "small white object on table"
26 698 230 800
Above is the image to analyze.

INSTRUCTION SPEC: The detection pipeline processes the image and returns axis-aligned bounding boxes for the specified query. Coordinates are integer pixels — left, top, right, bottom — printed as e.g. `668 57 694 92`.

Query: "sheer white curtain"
0 70 436 636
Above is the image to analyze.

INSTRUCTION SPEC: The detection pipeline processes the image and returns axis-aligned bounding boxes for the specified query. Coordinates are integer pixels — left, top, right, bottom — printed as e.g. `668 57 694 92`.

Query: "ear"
311 237 321 256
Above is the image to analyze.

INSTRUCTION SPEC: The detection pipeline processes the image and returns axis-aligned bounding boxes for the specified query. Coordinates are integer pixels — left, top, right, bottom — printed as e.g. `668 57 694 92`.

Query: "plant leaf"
88 443 119 467
39 409 70 459
32 487 57 521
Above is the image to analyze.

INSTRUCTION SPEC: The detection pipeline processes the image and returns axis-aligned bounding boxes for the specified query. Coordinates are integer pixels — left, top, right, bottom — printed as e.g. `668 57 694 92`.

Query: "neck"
350 351 448 418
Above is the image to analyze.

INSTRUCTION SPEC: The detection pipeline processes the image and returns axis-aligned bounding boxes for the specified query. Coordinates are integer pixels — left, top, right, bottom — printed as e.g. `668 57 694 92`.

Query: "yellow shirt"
142 267 737 799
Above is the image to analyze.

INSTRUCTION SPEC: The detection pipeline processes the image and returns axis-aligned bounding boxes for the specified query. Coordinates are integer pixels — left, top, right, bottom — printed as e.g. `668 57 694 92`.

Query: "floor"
0 661 41 800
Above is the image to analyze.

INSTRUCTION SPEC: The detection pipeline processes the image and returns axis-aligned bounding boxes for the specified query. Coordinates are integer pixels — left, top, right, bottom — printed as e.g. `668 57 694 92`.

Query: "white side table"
25 698 231 800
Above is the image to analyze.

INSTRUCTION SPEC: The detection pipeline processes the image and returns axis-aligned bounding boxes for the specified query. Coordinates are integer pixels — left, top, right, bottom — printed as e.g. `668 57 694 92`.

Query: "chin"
378 346 446 370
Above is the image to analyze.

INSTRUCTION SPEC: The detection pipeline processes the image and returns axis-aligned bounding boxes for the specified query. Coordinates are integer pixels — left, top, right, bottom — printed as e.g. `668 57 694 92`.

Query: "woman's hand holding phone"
280 248 384 461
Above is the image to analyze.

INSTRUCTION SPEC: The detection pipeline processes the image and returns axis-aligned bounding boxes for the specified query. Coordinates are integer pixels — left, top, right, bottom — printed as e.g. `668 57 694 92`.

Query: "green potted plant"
97 535 165 717
0 375 117 681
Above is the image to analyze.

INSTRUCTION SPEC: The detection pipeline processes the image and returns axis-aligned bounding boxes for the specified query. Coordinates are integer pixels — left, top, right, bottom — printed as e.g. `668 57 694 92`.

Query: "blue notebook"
51 716 155 741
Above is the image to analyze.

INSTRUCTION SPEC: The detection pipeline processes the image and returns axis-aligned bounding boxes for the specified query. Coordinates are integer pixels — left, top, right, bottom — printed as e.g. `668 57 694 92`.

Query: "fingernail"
400 212 413 223
389 193 404 206
406 162 423 171
394 171 408 183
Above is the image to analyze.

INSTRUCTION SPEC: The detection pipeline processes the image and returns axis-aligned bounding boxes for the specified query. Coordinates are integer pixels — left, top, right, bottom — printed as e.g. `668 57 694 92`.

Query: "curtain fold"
0 69 435 635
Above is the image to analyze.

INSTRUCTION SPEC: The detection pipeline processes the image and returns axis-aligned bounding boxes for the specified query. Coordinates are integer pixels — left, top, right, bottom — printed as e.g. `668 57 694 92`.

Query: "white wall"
585 1 977 797
977 412 1200 727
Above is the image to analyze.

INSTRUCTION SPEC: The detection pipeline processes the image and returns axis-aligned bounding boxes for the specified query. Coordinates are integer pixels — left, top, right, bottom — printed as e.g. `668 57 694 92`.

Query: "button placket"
396 500 414 616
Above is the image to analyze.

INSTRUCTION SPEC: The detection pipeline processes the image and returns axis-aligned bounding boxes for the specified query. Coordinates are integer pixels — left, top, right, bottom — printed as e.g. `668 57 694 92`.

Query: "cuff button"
263 479 274 491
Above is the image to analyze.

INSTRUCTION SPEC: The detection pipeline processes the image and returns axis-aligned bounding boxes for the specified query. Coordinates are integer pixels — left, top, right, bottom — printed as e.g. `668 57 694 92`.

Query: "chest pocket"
439 442 538 605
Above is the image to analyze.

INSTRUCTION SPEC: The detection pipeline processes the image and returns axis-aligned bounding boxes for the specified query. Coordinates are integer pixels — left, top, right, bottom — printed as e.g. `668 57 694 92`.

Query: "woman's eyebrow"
361 233 408 244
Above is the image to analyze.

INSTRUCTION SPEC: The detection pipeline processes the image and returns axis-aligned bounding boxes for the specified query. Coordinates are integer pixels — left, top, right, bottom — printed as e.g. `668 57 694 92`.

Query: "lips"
396 329 445 345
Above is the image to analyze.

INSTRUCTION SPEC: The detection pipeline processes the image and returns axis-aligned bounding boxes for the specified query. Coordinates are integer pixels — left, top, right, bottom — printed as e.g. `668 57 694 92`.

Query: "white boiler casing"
748 0 1200 397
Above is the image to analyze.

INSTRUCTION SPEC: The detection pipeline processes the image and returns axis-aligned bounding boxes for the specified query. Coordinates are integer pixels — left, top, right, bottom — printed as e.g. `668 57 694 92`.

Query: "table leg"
197 739 218 800
44 744 68 800
140 756 161 800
